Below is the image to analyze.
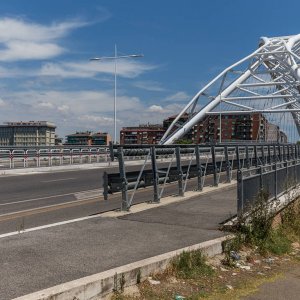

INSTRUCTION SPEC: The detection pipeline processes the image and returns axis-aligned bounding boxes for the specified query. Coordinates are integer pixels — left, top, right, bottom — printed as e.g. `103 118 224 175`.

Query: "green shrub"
172 250 215 279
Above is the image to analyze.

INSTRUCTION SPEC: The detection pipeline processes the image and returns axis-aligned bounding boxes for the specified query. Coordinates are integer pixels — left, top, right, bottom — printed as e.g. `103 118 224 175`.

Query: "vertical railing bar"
195 145 203 191
183 148 196 193
176 146 184 196
150 146 159 203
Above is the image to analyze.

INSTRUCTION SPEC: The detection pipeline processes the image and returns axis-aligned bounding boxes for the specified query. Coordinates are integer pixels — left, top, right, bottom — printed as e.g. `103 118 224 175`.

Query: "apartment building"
65 131 112 146
0 121 56 146
120 124 165 144
192 113 273 143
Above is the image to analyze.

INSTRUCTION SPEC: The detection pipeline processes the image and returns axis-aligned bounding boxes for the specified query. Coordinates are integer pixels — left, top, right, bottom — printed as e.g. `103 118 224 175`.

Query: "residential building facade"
120 124 165 144
191 113 285 143
65 131 111 146
0 121 56 146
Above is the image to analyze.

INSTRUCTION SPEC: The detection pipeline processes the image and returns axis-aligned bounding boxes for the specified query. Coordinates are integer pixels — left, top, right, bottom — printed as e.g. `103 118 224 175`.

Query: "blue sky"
0 0 299 139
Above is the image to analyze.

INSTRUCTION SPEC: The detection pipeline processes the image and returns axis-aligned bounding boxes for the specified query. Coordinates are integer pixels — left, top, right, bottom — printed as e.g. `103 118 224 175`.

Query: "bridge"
1 35 300 299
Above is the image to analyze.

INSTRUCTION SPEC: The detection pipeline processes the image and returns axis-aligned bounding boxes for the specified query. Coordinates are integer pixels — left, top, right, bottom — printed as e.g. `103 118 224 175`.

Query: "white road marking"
41 177 76 183
0 188 103 207
0 214 102 239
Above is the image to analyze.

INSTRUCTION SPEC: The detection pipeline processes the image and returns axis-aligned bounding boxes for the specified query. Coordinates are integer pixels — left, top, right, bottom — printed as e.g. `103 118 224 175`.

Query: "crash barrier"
0 146 110 169
237 158 300 216
104 143 299 211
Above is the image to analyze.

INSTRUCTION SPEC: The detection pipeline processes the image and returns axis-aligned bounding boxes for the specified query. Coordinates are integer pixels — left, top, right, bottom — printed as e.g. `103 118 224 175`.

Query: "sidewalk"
243 264 300 300
0 184 236 299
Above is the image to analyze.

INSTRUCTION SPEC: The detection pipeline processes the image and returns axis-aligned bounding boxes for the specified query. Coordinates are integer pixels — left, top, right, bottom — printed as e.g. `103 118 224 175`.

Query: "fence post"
268 145 272 165
236 146 241 170
212 145 218 186
259 166 263 191
118 147 129 211
273 145 277 163
175 146 184 196
274 162 278 199
151 146 160 203
261 146 265 166
245 145 250 169
237 169 243 217
195 145 203 191
225 146 231 183
254 145 258 167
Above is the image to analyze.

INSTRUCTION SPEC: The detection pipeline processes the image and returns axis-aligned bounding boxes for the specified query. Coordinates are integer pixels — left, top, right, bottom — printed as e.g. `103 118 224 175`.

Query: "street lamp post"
90 45 143 143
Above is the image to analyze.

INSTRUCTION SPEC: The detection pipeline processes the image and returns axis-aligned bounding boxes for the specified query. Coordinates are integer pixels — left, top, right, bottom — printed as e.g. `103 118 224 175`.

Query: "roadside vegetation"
111 195 300 300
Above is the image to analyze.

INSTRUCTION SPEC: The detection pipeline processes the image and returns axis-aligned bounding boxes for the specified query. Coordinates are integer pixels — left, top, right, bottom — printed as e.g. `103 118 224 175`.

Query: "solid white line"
41 177 76 183
0 188 103 207
0 214 102 239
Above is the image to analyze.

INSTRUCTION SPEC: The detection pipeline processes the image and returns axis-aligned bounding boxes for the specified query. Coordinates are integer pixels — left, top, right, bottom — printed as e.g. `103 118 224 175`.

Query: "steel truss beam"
160 34 300 144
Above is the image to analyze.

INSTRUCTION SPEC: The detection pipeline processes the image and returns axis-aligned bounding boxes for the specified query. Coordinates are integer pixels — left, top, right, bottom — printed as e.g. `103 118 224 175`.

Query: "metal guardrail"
237 159 300 216
105 143 300 211
0 146 110 169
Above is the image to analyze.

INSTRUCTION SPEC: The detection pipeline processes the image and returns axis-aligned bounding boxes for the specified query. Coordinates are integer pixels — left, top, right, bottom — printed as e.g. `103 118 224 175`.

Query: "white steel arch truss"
160 35 300 145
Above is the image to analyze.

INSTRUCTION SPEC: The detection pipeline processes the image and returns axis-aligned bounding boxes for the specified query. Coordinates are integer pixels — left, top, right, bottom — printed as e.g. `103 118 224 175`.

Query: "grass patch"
172 250 215 279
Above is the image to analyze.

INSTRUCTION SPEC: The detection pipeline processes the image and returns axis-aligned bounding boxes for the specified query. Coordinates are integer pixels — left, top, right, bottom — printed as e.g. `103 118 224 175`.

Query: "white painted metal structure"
160 35 300 144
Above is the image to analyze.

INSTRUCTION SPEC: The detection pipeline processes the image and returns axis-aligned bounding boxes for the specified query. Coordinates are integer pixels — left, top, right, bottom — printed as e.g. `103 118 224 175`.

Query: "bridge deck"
0 184 236 299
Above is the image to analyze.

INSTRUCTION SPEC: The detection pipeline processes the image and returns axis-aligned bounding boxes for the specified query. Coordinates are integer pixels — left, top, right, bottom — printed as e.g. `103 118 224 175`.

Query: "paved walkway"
0 185 236 300
243 264 300 300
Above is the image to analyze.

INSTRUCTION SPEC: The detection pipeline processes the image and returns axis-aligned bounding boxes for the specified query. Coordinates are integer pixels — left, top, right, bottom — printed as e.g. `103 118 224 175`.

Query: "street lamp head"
90 57 101 61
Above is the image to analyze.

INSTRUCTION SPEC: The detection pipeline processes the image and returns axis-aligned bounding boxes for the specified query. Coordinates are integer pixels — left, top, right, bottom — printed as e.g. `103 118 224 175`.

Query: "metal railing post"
118 147 129 211
268 145 272 165
195 145 203 191
212 145 218 186
225 145 231 182
175 146 184 196
273 145 277 163
259 166 263 191
261 146 265 166
283 145 287 162
245 145 250 169
254 145 258 167
237 169 243 216
236 146 241 170
150 146 160 203
274 162 278 199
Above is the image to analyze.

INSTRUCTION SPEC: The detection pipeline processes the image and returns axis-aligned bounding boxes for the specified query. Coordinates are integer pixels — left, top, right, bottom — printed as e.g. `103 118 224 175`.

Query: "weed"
172 250 215 279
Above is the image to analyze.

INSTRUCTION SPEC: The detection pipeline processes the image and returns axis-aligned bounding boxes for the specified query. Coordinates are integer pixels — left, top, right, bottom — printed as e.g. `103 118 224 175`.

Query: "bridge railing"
0 146 110 169
237 158 300 216
105 143 300 211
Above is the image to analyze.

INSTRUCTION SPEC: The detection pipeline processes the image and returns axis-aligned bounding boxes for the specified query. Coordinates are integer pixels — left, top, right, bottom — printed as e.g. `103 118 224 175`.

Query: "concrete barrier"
13 235 232 300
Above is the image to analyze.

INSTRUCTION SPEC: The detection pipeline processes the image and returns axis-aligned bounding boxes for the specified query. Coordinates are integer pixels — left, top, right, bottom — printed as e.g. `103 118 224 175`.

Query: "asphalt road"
0 163 231 234
0 185 237 299
0 168 110 213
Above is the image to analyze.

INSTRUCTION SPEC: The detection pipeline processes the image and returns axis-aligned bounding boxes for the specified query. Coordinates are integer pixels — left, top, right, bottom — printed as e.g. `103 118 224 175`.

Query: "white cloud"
0 98 6 107
79 115 115 125
164 91 190 102
39 60 157 79
134 80 165 91
0 17 88 61
57 104 70 112
37 101 54 109
148 105 166 113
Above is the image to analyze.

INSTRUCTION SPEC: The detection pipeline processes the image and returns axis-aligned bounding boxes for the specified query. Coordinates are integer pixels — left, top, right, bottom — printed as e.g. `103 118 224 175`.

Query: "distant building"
192 113 268 143
120 124 165 144
0 121 56 146
55 135 63 145
163 113 193 141
65 131 111 146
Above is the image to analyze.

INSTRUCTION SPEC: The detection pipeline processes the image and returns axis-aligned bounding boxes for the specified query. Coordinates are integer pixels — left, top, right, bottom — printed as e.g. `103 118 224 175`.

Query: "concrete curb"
13 235 232 300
